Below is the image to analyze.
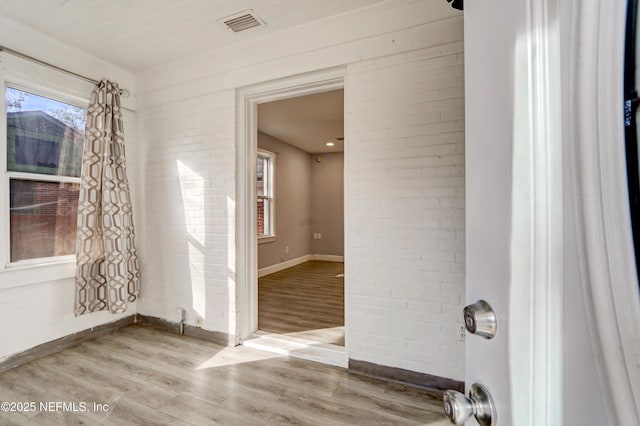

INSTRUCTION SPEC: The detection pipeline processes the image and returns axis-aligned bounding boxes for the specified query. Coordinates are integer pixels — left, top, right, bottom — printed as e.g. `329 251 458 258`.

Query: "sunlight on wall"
226 196 236 272
177 159 207 318
177 160 206 245
187 240 206 317
227 196 236 334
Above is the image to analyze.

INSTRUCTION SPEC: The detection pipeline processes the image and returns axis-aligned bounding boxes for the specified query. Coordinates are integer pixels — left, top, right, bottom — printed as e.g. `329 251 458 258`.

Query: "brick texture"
134 12 465 381
135 91 237 336
345 40 465 380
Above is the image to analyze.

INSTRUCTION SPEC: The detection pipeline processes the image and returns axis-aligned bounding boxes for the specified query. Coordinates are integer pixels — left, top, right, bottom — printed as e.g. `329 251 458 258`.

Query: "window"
257 149 275 240
5 86 87 263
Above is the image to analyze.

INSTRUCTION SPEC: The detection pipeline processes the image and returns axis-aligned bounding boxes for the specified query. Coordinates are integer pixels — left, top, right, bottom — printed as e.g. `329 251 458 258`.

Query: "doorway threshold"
243 330 347 368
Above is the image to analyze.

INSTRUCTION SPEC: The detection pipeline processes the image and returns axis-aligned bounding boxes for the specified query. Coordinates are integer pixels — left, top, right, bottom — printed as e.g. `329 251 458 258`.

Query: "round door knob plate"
442 383 496 426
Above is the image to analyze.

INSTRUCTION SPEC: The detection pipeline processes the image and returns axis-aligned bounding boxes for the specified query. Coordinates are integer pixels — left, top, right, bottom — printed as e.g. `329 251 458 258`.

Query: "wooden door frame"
235 67 346 345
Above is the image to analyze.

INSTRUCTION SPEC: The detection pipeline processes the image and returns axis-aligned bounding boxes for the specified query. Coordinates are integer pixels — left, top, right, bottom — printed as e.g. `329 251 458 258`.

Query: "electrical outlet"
318 233 322 239
457 325 466 342
176 308 186 322
285 245 289 254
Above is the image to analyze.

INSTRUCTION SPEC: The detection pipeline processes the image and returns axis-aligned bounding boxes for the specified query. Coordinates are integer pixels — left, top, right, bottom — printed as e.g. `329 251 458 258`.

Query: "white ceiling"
258 89 344 154
0 0 385 72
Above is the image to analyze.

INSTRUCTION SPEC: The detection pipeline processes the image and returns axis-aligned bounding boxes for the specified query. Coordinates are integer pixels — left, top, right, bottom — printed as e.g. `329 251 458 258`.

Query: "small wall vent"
221 10 265 33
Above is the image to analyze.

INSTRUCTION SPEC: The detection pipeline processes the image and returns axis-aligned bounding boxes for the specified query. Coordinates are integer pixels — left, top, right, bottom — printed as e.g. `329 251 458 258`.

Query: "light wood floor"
259 261 345 346
0 325 449 425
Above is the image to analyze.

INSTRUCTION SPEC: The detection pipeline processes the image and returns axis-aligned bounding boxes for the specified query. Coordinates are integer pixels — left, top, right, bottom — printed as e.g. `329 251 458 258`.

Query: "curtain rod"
0 45 131 97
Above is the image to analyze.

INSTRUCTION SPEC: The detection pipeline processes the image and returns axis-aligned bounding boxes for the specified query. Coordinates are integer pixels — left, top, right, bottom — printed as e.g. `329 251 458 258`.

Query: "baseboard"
0 315 136 373
258 255 312 277
136 314 235 346
311 254 344 262
258 254 344 277
348 359 464 396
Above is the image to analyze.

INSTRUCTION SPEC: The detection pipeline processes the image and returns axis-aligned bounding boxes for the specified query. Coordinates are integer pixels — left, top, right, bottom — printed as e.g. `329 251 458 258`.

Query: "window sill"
258 236 277 245
0 257 76 290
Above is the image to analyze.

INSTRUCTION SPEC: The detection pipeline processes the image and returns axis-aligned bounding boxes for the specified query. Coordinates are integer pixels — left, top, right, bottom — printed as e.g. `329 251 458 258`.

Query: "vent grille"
222 10 264 32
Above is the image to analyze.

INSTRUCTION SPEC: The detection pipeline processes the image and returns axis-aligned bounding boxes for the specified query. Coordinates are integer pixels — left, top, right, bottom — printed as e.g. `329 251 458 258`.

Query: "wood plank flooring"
258 261 344 346
0 325 449 425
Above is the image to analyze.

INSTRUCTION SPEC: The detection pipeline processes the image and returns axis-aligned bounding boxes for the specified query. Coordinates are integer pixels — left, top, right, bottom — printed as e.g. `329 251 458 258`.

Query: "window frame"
257 148 276 243
2 79 89 269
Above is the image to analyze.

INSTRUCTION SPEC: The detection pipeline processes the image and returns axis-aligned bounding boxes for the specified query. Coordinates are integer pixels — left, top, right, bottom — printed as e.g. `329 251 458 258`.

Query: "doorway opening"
235 68 347 367
254 89 344 363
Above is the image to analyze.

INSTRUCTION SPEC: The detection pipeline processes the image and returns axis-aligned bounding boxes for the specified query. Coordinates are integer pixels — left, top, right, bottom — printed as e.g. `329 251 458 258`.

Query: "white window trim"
0 74 89 286
257 148 276 242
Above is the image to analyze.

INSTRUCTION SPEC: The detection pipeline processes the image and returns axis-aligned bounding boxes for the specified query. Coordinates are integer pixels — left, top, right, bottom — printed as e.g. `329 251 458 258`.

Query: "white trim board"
235 67 346 346
570 1 640 423
311 254 344 263
258 254 344 278
507 0 563 423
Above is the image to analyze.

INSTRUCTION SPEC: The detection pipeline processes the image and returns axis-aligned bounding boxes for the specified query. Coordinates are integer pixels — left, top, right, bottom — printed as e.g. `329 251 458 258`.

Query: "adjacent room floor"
0 325 449 425
258 260 345 346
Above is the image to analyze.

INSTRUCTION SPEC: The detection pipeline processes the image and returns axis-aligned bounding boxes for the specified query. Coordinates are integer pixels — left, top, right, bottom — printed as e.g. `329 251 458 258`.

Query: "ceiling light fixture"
326 142 335 147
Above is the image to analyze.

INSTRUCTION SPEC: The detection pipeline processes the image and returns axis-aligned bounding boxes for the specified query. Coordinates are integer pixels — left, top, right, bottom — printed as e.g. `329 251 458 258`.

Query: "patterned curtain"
75 80 140 316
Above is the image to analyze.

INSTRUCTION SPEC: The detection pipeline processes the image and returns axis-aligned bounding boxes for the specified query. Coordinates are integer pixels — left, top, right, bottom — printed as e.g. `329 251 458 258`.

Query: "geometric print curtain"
75 80 140 316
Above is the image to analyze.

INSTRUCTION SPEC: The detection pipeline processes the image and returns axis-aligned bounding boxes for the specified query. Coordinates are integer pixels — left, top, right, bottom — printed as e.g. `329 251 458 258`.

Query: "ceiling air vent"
221 10 265 33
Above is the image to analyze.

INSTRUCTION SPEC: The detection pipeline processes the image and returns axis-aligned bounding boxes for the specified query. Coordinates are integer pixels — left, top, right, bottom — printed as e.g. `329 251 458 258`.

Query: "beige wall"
258 134 345 268
258 132 312 269
311 153 344 256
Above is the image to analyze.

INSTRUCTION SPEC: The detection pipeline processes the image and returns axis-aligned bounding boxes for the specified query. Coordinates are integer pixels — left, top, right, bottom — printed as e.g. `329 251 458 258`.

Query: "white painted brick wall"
135 91 237 336
0 14 137 360
0 111 138 361
0 2 466 382
346 40 465 380
0 280 135 360
133 4 464 381
135 38 465 380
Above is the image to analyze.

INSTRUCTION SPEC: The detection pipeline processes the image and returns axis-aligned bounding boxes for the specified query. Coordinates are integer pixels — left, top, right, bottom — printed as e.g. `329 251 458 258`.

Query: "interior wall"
311 152 344 256
135 91 236 336
0 16 137 361
257 133 344 270
135 1 465 380
345 42 465 380
257 131 312 269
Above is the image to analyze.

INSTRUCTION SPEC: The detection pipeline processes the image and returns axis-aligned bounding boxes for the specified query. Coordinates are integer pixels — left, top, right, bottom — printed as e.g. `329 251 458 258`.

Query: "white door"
442 1 562 424
443 1 640 425
456 0 562 424
458 1 522 424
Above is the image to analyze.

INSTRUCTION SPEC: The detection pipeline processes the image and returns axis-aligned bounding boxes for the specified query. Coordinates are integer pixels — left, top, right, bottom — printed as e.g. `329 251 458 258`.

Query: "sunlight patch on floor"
275 326 345 345
244 329 347 368
196 345 282 369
